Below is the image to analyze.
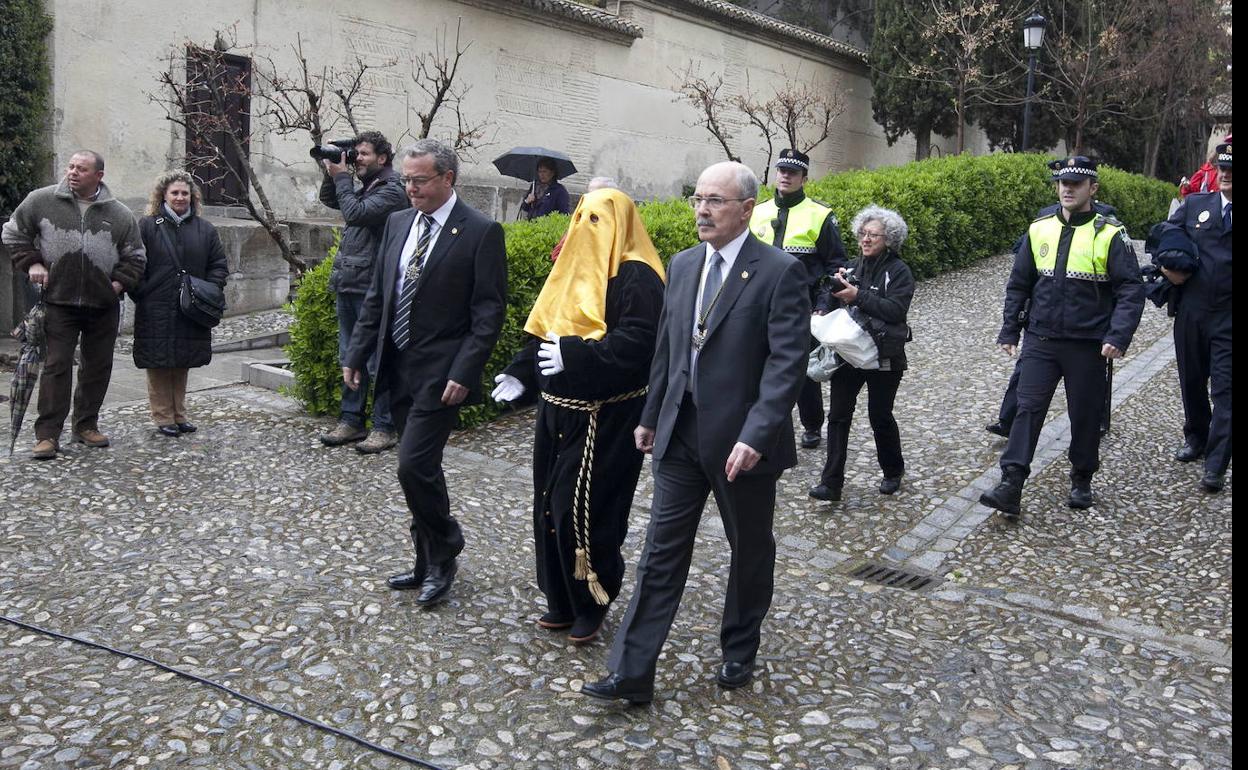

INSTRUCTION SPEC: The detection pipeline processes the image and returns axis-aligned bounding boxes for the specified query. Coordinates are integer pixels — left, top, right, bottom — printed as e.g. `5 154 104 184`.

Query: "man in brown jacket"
3 150 146 459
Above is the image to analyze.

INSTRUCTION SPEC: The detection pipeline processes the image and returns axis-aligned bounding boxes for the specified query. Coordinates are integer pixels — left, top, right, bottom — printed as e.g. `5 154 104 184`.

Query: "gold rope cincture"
540 386 648 605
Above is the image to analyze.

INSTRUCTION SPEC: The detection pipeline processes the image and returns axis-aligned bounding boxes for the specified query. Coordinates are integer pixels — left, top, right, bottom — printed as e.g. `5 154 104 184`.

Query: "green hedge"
286 231 343 416
0 0 53 220
288 154 1173 427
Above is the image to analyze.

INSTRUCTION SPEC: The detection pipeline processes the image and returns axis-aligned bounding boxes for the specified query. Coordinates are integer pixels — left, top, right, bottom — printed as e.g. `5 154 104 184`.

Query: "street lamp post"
1021 13 1047 152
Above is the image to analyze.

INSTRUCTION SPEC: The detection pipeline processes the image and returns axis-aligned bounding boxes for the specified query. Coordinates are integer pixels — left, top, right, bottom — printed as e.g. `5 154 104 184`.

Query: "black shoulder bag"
155 217 226 329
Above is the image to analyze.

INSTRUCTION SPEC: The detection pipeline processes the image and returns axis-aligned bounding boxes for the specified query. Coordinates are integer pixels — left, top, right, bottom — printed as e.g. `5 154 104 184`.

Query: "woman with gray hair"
131 171 229 437
809 205 915 502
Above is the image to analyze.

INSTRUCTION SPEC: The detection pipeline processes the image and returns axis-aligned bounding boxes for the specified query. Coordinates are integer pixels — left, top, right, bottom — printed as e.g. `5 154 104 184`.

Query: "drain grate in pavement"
845 561 941 592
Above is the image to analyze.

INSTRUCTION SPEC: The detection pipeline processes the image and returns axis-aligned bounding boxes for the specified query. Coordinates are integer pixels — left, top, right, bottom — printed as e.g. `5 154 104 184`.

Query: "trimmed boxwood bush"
289 154 1173 427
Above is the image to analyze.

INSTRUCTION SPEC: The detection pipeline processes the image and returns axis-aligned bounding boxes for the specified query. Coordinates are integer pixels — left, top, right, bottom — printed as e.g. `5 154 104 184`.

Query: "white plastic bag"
807 344 840 382
810 308 879 370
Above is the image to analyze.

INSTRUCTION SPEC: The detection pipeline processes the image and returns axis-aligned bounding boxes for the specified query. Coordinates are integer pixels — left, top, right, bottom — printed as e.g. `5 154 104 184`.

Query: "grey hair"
731 162 759 201
587 176 618 192
851 205 909 251
400 139 459 183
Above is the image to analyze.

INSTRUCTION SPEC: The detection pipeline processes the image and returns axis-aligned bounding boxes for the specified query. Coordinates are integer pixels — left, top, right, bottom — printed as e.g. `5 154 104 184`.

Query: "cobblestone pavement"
0 254 1230 769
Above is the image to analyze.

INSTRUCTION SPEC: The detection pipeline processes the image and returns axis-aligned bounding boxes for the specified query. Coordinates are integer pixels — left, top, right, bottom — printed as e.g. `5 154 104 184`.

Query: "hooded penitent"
524 188 666 342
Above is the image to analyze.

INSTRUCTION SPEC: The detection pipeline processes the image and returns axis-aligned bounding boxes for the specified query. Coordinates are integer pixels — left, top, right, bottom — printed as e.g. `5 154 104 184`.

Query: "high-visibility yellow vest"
1028 214 1124 282
752 196 834 254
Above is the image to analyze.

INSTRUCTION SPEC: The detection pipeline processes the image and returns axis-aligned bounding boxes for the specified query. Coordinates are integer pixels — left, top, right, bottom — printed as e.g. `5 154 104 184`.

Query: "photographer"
317 131 410 453
809 205 914 503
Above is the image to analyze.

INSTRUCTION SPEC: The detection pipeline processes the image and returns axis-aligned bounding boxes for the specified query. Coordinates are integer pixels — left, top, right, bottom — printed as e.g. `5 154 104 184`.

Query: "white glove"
538 332 565 376
491 373 525 403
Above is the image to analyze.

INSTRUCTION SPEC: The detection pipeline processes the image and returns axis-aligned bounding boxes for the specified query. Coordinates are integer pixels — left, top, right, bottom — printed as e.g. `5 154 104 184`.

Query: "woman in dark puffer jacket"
132 171 229 436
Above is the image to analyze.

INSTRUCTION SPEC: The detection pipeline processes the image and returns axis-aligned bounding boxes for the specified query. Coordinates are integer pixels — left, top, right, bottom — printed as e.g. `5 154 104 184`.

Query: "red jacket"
1181 162 1218 197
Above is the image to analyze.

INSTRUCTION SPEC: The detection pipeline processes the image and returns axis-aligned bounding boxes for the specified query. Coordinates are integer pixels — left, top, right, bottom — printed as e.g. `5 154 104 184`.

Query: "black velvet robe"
505 261 665 619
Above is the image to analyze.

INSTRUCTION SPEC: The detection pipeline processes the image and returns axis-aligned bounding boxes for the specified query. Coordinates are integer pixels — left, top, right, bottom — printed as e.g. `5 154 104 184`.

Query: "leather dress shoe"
1174 443 1204 463
984 421 1010 438
716 661 754 689
157 425 180 437
800 431 821 449
809 483 842 502
176 422 197 434
415 559 457 606
879 476 902 495
386 567 427 590
580 673 653 705
1201 471 1226 493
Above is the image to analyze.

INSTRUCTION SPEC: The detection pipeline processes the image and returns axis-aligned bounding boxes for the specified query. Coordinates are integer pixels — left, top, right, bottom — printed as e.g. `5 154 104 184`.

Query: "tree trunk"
914 123 931 161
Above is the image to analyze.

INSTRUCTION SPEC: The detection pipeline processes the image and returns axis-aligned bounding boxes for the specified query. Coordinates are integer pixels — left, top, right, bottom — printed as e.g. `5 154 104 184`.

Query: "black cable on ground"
0 614 449 770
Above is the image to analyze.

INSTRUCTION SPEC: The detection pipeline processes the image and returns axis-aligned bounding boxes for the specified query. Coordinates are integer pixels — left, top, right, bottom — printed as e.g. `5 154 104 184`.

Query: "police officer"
750 148 848 449
1160 141 1232 492
980 157 1145 517
986 178 1119 438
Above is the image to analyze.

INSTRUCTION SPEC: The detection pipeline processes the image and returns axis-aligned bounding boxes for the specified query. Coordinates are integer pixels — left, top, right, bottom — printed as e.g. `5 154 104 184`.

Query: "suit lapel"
417 200 466 288
384 208 418 309
703 235 761 340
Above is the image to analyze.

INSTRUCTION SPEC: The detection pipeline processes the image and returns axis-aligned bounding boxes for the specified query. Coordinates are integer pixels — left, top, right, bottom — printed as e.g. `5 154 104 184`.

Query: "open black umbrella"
9 290 46 456
492 147 577 182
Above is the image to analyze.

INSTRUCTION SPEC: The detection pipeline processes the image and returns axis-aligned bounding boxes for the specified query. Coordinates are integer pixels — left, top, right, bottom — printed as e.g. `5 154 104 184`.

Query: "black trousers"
997 359 1022 429
387 346 464 570
1001 337 1106 478
36 302 120 441
608 396 779 686
819 365 904 489
1174 306 1233 475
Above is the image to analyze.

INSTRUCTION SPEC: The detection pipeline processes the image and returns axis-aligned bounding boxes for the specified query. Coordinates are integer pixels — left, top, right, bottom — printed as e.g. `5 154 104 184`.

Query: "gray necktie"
700 251 724 318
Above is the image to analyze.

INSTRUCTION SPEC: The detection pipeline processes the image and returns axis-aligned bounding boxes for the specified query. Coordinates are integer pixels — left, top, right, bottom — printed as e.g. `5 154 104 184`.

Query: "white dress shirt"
396 191 458 296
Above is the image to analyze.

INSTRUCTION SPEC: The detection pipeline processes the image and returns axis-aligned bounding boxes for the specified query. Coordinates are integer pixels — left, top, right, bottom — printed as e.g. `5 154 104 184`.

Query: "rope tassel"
541 387 647 608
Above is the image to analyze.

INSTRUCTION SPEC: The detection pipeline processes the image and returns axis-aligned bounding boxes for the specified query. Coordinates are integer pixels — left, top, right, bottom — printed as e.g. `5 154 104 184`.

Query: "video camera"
309 138 358 164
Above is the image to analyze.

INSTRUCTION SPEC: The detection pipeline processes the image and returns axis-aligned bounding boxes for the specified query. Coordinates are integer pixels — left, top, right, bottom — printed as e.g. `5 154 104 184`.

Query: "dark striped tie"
392 213 433 351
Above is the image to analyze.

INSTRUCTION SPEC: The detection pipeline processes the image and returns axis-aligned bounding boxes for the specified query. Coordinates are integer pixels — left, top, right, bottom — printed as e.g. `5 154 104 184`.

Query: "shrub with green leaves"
0 0 53 221
286 230 341 416
288 155 1173 427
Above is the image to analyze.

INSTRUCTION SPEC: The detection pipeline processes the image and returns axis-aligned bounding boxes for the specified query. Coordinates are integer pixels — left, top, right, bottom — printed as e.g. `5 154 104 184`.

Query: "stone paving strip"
884 331 1178 575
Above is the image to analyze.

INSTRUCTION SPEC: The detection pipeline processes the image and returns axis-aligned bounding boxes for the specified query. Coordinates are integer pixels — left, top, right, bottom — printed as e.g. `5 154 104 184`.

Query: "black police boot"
1068 473 1094 509
984 421 1010 438
980 469 1024 518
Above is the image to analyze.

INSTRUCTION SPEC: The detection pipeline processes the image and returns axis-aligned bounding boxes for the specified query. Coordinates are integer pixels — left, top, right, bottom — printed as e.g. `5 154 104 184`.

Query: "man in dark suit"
343 138 507 605
1159 141 1232 492
581 161 809 704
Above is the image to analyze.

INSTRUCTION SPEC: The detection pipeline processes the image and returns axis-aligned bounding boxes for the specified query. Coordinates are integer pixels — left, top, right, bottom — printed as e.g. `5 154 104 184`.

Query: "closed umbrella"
8 291 46 456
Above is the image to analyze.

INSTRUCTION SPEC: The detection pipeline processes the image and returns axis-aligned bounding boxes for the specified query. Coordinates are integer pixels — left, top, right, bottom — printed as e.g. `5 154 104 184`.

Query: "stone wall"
42 0 988 221
27 0 991 318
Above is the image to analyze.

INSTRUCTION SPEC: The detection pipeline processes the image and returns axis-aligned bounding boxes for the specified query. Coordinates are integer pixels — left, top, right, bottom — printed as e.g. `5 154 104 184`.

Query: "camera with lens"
824 268 858 293
309 138 358 164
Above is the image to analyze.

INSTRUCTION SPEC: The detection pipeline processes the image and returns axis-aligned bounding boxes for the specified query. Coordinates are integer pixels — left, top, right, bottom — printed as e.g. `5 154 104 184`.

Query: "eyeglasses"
687 196 748 210
858 231 886 241
400 174 444 187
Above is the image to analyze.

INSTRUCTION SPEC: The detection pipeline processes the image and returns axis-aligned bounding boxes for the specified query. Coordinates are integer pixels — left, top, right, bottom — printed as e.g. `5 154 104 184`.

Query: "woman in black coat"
810 205 915 503
132 171 229 436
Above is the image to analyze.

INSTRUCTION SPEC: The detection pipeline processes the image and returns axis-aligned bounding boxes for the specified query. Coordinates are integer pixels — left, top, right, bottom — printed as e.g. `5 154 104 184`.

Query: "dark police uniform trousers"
1001 337 1108 478
1168 192 1232 477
